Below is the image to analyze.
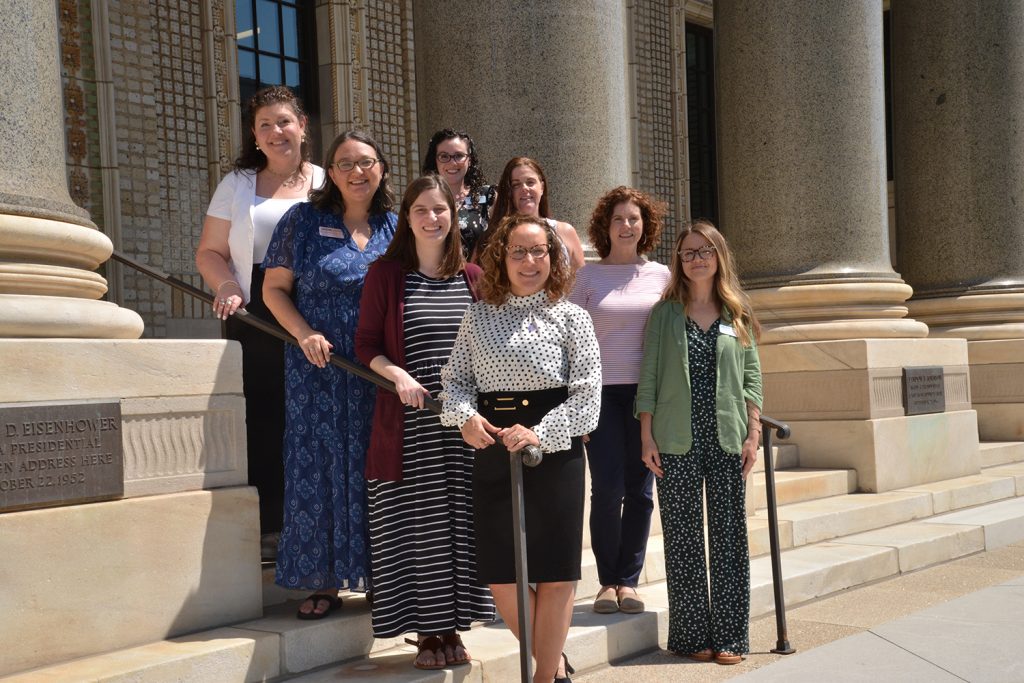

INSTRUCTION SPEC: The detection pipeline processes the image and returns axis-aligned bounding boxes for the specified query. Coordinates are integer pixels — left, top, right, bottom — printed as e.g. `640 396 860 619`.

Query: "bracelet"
217 280 239 292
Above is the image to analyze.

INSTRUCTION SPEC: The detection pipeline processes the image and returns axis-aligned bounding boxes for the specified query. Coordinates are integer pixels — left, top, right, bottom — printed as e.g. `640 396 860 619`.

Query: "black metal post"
510 448 534 683
760 415 795 655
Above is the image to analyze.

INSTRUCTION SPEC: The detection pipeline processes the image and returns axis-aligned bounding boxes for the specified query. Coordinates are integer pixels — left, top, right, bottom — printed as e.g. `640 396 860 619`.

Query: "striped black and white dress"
366 271 495 638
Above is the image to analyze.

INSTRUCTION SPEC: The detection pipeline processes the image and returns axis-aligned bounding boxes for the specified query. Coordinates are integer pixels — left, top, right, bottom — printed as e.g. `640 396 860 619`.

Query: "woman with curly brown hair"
441 214 602 682
569 186 670 616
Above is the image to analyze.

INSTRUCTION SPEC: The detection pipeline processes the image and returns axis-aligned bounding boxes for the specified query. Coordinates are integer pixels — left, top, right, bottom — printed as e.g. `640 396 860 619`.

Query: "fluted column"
715 0 926 344
893 1 1024 340
412 1 631 228
0 0 142 338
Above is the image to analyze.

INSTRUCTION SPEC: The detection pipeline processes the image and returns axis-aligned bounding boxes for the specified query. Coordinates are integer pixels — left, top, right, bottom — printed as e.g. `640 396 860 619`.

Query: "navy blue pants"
586 384 655 587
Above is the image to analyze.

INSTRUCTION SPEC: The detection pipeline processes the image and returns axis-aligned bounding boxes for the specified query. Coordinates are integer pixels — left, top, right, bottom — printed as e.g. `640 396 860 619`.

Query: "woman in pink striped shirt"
569 187 670 615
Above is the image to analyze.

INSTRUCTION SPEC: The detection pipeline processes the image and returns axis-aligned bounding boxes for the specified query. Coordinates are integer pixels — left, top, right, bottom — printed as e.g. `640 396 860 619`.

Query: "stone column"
412 0 631 229
0 0 142 338
716 0 925 343
714 0 978 491
893 1 1024 440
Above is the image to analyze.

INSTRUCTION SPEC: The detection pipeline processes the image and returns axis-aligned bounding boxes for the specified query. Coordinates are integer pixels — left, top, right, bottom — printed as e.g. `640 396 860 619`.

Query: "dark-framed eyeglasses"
679 246 717 262
333 157 380 172
507 244 551 261
436 152 469 164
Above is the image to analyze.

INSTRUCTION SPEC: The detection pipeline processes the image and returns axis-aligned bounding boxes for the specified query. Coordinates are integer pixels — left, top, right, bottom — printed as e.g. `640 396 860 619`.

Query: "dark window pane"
285 60 300 87
282 5 298 58
259 55 282 84
256 0 280 53
685 23 717 224
237 1 255 48
238 49 256 79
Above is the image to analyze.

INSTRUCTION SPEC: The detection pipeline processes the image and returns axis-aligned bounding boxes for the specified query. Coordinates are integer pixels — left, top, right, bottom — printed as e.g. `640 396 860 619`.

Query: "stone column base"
967 339 1024 441
761 338 980 492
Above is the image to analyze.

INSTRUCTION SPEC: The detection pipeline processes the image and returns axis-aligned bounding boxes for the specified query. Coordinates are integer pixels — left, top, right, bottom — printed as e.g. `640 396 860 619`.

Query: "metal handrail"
760 414 796 655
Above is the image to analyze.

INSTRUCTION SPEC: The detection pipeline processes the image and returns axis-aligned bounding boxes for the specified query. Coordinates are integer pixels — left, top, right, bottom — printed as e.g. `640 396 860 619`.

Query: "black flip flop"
296 593 342 620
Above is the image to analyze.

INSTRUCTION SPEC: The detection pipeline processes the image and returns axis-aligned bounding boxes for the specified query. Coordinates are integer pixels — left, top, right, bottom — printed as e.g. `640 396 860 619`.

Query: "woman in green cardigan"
636 219 763 665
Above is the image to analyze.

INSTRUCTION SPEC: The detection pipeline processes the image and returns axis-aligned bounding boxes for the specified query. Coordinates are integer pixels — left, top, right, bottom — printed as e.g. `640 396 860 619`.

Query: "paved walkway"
577 541 1024 682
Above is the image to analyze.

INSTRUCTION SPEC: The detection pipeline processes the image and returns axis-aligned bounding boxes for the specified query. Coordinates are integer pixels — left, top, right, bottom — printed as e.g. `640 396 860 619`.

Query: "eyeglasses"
679 246 717 262
507 244 551 260
332 157 380 172
436 152 468 164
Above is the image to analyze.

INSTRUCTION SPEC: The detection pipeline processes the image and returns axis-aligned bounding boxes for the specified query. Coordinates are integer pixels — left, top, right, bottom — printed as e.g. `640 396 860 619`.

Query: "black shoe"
554 652 575 682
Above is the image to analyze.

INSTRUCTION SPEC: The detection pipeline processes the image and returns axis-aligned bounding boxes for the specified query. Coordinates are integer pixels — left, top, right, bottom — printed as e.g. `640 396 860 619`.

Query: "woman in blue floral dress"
263 130 397 619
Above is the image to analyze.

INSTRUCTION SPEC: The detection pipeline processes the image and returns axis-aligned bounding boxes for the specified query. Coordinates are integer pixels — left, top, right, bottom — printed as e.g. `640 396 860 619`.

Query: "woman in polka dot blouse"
635 219 763 665
441 214 602 683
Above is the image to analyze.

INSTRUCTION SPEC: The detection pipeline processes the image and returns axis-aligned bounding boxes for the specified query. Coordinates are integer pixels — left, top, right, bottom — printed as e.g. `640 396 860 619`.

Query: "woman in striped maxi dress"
355 174 494 670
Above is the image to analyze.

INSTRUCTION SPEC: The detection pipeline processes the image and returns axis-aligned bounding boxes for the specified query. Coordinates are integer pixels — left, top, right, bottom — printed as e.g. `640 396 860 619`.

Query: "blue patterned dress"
263 202 396 591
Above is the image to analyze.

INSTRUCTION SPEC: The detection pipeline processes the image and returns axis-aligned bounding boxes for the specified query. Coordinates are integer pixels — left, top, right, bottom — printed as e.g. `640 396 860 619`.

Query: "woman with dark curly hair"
262 130 397 618
195 85 324 559
483 157 586 271
421 129 495 259
569 186 670 617
440 214 601 682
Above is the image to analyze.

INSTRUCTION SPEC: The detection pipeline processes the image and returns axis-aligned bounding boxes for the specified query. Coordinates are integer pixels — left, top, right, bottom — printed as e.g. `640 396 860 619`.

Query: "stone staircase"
6 441 1024 682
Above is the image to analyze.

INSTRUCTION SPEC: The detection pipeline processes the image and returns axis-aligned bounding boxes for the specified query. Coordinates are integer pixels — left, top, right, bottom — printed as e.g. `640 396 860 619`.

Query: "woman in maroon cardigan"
355 174 494 670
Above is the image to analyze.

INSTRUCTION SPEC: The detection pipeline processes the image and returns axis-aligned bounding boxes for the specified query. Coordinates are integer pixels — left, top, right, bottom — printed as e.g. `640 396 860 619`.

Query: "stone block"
967 339 1024 441
750 542 899 617
978 441 1024 467
0 340 247 498
981 462 1024 495
758 491 933 546
839 522 985 572
0 487 262 677
760 338 971 421
1 627 280 683
784 410 980 492
896 474 1016 514
924 496 1024 549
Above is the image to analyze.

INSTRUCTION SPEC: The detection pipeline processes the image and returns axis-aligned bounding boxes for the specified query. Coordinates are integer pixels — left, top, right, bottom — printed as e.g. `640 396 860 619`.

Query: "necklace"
264 165 305 188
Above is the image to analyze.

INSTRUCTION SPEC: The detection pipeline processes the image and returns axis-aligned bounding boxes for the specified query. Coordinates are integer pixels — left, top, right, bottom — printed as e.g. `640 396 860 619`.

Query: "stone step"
754 469 1020 547
981 461 1024 495
979 441 1024 467
13 495 1024 683
747 467 857 513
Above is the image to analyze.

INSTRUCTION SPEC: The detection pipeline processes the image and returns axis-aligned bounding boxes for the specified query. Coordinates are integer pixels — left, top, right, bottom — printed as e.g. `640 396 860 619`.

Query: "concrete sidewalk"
577 541 1024 682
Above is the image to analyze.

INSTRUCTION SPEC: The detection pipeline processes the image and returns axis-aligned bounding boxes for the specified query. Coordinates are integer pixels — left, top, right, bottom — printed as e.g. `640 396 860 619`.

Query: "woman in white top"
481 157 586 272
569 187 670 616
195 86 324 558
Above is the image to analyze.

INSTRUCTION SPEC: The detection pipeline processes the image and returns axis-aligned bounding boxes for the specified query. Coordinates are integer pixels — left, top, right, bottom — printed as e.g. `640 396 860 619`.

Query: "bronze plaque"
903 366 946 416
0 401 124 513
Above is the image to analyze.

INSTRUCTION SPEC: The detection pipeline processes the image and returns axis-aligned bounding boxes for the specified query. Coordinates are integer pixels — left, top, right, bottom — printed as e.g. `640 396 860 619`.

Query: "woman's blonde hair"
663 219 760 347
478 214 574 305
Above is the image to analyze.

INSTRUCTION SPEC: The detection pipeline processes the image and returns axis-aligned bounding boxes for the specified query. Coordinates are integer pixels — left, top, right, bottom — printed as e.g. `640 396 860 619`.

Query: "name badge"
319 226 345 239
720 324 738 338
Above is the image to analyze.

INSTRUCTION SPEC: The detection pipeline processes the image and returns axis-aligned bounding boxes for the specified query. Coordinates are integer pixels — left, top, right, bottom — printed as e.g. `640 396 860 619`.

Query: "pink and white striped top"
568 260 671 385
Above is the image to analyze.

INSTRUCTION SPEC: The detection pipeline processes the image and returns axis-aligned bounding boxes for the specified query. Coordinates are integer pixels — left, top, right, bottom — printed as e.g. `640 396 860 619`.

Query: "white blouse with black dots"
440 290 603 453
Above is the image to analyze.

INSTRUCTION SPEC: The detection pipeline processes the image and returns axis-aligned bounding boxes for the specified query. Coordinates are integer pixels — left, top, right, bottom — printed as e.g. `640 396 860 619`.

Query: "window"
236 0 317 112
685 23 717 224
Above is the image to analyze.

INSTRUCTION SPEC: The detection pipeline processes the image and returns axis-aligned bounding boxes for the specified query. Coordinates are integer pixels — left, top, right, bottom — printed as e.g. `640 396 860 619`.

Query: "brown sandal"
681 648 714 662
405 635 446 670
715 650 743 665
295 593 342 620
443 631 471 666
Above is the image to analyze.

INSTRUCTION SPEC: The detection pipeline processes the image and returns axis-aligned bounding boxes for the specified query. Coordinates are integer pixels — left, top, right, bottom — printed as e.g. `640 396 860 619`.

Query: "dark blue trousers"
586 384 655 587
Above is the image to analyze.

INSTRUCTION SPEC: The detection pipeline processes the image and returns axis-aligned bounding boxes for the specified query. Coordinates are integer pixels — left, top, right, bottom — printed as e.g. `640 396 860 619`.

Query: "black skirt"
473 387 584 584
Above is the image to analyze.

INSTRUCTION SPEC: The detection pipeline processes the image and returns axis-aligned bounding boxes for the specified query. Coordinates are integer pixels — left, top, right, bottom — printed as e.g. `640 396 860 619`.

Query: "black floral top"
686 316 721 445
457 184 495 259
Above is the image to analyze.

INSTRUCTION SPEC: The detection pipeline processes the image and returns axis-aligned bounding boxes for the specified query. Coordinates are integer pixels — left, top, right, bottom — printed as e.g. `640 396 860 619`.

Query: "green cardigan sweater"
635 299 763 456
